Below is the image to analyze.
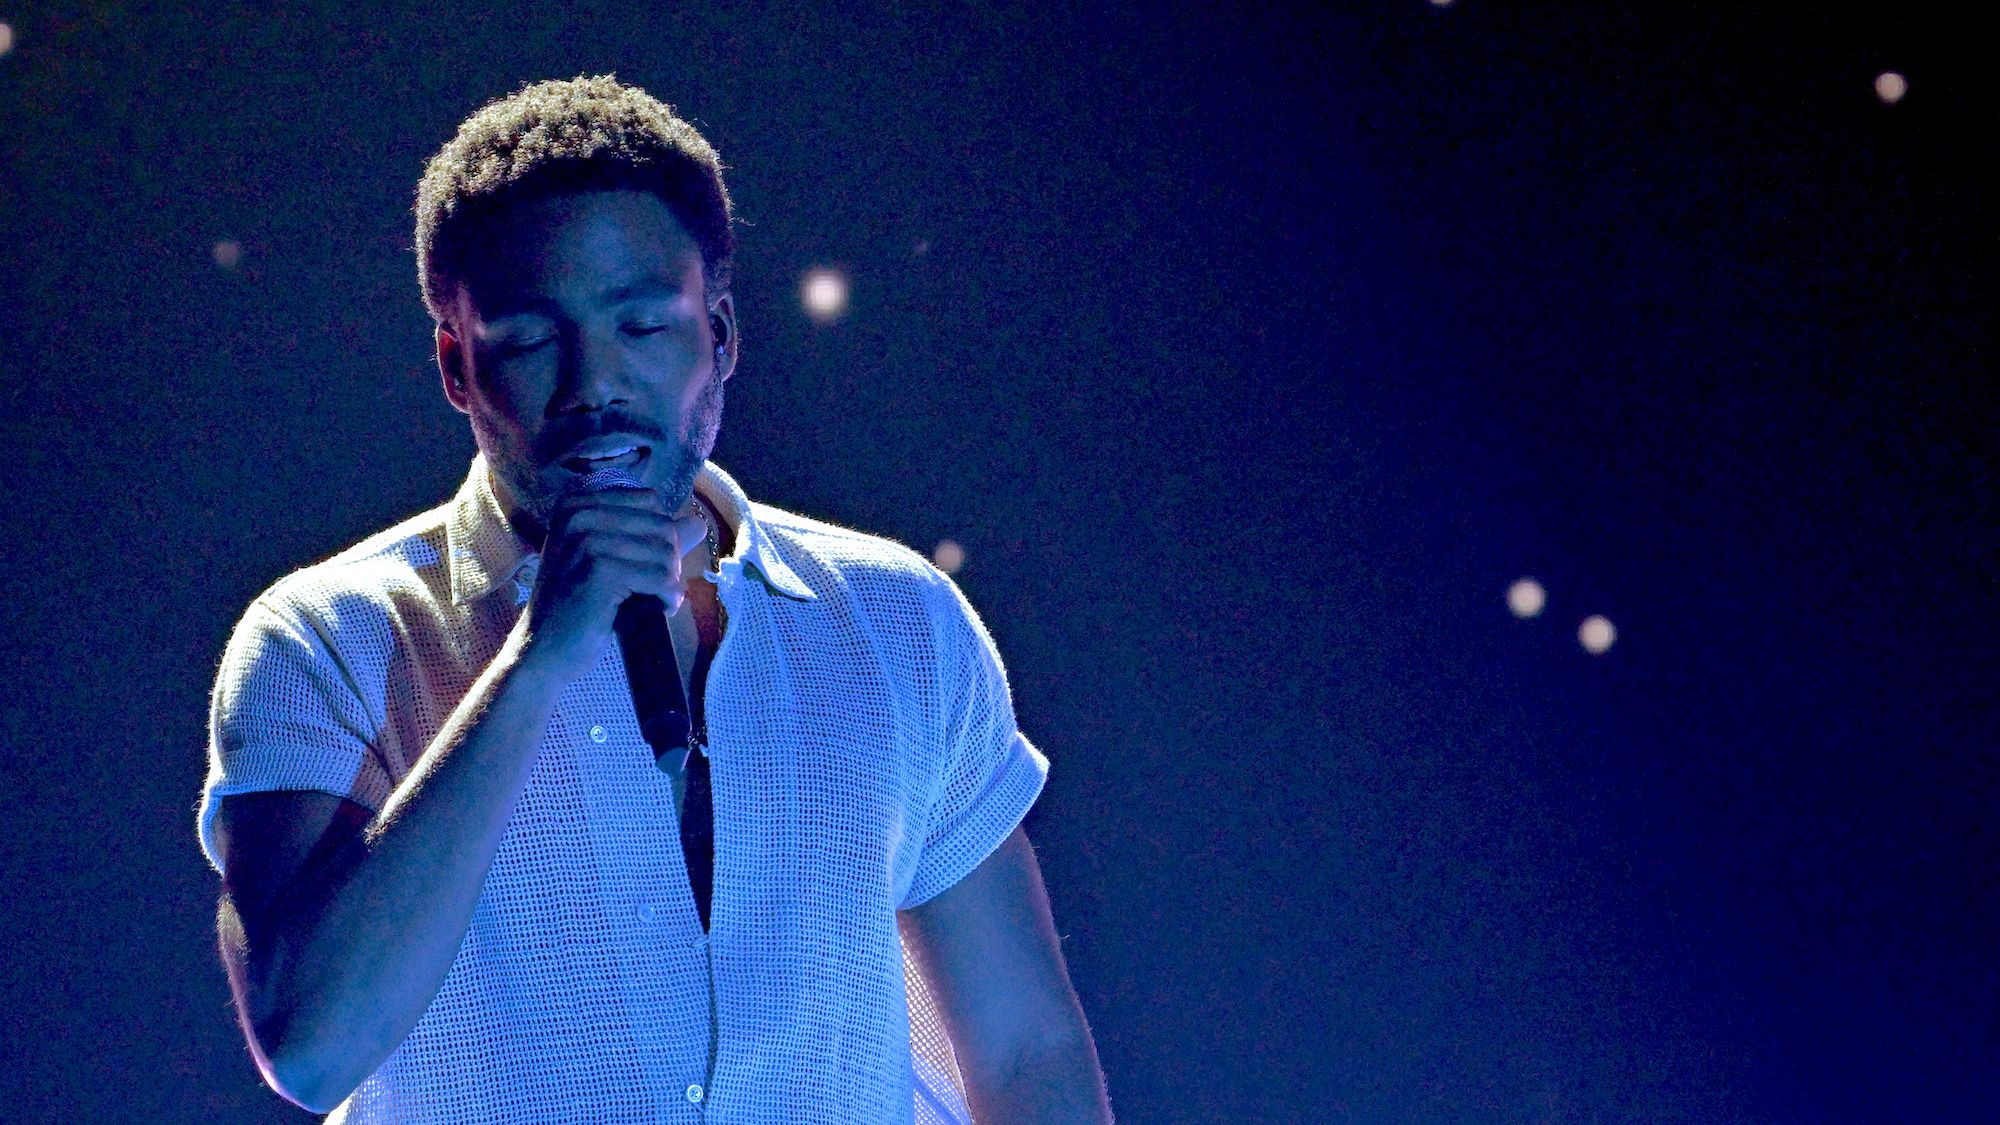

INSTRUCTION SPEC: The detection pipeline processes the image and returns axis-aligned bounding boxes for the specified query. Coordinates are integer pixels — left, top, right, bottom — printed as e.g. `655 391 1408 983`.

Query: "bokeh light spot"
0 23 16 58
1507 577 1546 619
933 539 965 575
212 239 243 269
801 268 849 323
1875 72 1907 104
1579 615 1617 655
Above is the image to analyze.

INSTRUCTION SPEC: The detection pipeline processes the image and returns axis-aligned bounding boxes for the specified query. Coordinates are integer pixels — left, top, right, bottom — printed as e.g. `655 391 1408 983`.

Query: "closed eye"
496 335 553 357
623 323 668 337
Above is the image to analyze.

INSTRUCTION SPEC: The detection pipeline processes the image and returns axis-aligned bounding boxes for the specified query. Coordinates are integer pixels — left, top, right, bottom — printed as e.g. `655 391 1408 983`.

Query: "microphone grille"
573 467 649 494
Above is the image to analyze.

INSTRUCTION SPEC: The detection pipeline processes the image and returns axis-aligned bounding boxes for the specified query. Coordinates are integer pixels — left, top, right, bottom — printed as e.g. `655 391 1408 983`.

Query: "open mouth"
560 443 651 474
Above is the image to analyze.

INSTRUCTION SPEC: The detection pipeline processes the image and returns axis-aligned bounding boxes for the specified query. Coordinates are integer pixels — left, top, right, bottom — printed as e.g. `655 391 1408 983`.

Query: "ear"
436 324 472 415
708 292 739 382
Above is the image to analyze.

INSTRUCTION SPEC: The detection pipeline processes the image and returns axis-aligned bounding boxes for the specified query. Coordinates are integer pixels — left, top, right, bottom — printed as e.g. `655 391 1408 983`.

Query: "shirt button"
589 724 607 743
690 934 709 952
637 903 657 923
685 1083 705 1104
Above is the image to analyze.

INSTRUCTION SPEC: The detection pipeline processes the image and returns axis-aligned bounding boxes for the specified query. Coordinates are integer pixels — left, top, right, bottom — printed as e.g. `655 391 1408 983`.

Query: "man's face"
438 189 734 544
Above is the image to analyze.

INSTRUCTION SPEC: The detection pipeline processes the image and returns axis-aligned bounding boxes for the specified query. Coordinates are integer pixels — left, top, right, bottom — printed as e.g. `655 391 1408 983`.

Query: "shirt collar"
445 454 530 607
694 461 819 602
445 454 818 606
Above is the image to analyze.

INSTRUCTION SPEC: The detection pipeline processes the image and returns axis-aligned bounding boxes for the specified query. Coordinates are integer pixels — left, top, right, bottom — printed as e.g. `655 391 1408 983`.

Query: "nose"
549 324 632 416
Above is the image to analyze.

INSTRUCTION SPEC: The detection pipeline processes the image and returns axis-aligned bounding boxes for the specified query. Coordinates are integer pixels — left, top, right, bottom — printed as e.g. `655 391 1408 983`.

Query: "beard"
659 364 726 513
477 366 727 546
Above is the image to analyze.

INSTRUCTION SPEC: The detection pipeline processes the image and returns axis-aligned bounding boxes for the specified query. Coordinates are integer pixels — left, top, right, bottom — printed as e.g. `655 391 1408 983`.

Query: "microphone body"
574 469 692 760
573 467 715 930
616 594 692 757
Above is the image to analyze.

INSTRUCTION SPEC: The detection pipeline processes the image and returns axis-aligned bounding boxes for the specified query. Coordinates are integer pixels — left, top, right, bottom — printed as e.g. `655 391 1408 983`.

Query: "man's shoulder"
749 500 953 605
248 500 456 628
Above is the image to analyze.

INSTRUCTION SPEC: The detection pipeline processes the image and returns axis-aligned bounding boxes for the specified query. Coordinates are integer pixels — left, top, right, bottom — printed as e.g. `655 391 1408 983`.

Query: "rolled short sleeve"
900 571 1050 909
196 596 393 875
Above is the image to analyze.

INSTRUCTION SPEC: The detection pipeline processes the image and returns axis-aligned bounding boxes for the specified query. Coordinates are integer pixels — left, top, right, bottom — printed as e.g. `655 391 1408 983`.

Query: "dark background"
1 3 1991 1121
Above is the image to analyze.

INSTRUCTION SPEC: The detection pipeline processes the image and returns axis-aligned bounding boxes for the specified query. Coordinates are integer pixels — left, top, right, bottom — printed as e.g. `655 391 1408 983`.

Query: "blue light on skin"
436 189 737 548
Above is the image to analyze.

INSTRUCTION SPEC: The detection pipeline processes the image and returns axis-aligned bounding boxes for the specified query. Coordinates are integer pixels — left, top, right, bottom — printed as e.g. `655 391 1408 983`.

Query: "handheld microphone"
573 468 692 761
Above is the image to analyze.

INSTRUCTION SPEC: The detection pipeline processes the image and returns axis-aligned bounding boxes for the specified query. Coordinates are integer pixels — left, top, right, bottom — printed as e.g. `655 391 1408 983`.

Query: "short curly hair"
415 75 735 324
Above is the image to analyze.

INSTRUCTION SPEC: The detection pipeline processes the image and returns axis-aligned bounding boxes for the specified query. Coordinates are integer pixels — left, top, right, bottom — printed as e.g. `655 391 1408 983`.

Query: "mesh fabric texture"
198 457 1044 1123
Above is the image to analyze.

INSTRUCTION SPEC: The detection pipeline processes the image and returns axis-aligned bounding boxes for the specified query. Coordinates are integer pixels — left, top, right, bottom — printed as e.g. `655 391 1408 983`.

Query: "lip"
558 440 652 473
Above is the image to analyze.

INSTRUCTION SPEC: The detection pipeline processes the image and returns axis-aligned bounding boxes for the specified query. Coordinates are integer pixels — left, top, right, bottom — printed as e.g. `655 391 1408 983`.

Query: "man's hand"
515 483 711 685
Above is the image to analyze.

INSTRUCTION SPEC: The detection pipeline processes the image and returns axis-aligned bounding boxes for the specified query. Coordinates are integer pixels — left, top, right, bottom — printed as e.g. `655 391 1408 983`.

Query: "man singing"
197 75 1111 1123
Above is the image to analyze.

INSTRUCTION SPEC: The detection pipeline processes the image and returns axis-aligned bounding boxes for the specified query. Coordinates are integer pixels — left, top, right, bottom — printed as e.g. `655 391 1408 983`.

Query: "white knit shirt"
197 456 1048 1124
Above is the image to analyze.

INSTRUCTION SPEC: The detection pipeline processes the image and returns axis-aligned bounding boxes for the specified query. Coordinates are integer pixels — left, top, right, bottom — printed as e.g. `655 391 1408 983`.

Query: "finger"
560 505 681 541
573 532 685 568
554 547 679 603
553 487 668 516
670 513 712 561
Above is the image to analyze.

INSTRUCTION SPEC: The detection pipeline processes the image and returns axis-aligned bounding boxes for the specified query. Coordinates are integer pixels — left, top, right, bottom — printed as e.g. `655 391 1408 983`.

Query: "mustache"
532 412 671 464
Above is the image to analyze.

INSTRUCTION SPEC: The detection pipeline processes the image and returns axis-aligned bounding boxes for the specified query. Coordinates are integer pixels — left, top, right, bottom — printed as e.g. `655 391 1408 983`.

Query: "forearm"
963 1027 1114 1125
250 620 564 1110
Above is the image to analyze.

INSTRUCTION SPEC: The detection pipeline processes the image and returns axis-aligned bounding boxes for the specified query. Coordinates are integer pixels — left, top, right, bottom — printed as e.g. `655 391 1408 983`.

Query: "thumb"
672 510 713 563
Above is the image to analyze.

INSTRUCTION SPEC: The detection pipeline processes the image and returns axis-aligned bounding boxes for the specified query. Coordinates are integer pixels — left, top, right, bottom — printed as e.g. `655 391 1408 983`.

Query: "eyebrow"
600 277 687 304
480 276 690 324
